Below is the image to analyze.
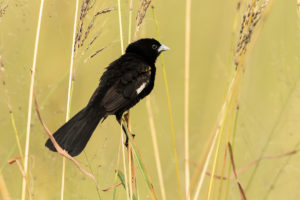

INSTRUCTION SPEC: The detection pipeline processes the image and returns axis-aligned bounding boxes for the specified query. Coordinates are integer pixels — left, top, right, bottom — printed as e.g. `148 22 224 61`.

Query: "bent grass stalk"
151 4 183 200
21 0 45 199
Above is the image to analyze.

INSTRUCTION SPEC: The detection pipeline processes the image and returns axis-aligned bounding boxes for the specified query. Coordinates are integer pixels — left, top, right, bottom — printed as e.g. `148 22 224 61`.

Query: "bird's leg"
123 112 136 138
116 114 135 147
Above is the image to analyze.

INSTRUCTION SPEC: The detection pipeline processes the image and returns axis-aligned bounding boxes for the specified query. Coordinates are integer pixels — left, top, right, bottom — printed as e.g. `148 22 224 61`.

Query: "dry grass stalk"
75 0 112 55
134 0 151 40
228 143 247 200
126 1 154 198
128 0 134 43
61 1 80 199
75 0 93 49
192 103 226 200
84 34 99 52
207 0 269 198
0 173 11 200
121 119 159 200
146 97 167 200
80 8 114 47
0 56 24 164
235 0 268 66
102 182 122 192
85 46 105 59
117 0 125 54
112 139 123 199
0 3 7 17
22 1 45 199
184 0 192 198
8 157 32 200
128 145 134 200
151 4 183 200
192 1 270 199
116 1 129 199
84 47 106 63
33 95 102 189
120 121 130 200
190 148 299 181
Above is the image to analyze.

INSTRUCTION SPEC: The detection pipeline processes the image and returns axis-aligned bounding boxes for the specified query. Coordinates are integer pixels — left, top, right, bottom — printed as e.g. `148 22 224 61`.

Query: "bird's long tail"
45 106 105 156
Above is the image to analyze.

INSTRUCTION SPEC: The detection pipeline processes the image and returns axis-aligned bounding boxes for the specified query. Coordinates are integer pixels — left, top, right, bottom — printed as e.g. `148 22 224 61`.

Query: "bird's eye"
152 44 158 49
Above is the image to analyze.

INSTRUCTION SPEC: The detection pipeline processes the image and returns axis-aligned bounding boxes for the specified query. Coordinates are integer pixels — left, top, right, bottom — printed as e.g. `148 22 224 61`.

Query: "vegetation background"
1 0 300 199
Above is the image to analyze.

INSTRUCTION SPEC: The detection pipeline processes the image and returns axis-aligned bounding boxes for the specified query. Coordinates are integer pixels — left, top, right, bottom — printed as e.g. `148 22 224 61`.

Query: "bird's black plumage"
45 38 169 156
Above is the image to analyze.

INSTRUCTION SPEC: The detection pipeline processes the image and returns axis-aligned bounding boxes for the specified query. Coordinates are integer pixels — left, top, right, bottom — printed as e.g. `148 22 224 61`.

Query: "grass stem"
59 1 80 199
21 0 45 199
146 97 167 200
151 5 182 200
184 0 192 198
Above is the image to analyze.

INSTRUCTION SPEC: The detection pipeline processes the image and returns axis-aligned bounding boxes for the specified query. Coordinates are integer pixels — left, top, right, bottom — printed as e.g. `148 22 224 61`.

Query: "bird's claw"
124 133 135 147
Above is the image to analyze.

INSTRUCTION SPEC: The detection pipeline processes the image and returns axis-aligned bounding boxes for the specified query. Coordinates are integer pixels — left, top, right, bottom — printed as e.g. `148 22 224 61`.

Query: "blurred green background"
1 0 300 199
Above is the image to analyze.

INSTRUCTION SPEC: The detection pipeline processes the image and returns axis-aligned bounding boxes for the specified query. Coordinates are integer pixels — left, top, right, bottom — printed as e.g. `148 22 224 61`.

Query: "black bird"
45 38 169 156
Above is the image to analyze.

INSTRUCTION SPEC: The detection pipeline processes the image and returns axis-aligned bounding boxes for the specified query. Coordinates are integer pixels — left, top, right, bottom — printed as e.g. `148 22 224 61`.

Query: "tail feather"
45 106 105 156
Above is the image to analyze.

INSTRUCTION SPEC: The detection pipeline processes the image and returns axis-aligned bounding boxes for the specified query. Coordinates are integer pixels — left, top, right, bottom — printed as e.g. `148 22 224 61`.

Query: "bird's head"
125 38 169 64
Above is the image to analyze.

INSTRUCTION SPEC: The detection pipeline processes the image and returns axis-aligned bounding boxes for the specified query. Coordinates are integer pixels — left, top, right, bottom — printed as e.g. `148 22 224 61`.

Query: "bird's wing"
100 63 152 113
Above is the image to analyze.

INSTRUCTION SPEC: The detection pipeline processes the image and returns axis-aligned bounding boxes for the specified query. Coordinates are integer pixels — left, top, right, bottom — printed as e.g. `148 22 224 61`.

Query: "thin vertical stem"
146 97 167 200
184 0 191 199
21 0 45 199
128 0 133 44
0 56 24 166
117 1 129 199
117 0 124 54
128 145 133 200
61 0 80 199
121 122 130 200
151 5 182 200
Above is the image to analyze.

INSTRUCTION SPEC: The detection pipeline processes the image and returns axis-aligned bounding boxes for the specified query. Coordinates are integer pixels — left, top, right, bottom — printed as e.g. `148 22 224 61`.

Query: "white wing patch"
136 82 147 94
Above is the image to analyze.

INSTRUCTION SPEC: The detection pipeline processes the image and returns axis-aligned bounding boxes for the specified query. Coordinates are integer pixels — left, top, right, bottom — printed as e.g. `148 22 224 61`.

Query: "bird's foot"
124 133 135 147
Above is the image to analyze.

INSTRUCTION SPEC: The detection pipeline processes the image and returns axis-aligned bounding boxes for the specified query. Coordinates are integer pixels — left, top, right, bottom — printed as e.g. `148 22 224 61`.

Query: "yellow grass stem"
151 5 182 200
203 0 272 198
205 96 232 200
0 173 10 200
121 119 158 200
217 2 241 198
59 1 79 200
184 0 192 199
113 139 122 199
127 1 135 198
0 56 24 166
224 106 240 200
117 1 130 199
120 122 130 200
117 0 125 54
128 0 133 44
9 114 24 163
146 97 167 200
192 60 243 200
21 0 45 199
128 145 133 200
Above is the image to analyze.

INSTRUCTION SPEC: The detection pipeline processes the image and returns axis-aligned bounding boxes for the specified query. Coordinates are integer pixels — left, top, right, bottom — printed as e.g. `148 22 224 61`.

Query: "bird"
45 38 169 157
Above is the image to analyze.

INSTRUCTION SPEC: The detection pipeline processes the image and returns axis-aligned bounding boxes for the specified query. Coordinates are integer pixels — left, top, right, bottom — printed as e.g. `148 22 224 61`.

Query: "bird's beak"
158 44 170 53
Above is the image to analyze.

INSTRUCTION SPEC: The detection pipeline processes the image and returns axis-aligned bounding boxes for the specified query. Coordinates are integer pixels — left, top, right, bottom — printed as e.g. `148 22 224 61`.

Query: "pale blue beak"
158 44 170 53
